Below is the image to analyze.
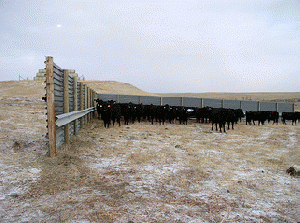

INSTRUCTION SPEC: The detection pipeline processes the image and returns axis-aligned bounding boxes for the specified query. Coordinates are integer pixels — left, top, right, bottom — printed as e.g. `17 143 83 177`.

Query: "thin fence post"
293 103 295 112
85 85 88 124
257 101 260 111
73 76 78 135
87 88 90 122
94 91 97 117
64 70 70 144
46 56 56 157
88 88 91 121
86 87 89 123
90 89 93 119
80 82 84 127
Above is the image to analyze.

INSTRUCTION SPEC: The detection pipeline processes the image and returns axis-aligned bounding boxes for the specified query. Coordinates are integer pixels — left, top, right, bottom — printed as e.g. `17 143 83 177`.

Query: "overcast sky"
0 0 299 93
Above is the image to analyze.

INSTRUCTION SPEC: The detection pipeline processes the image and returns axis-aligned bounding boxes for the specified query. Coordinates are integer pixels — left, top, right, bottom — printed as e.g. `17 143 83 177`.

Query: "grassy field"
0 80 299 222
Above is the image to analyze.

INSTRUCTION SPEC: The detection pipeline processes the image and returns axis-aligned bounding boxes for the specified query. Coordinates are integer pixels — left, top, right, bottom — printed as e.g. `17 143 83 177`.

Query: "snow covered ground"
0 98 299 222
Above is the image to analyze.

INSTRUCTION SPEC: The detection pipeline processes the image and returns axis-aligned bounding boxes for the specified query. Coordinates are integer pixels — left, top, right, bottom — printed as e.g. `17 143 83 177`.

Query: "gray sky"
0 0 299 93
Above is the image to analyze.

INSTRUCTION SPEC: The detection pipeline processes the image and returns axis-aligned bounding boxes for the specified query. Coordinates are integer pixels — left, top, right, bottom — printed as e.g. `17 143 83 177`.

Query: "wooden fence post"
46 56 57 157
84 85 88 124
64 70 70 144
93 91 97 117
80 83 84 127
73 76 78 135
89 88 92 119
88 88 90 121
86 87 89 123
293 103 295 112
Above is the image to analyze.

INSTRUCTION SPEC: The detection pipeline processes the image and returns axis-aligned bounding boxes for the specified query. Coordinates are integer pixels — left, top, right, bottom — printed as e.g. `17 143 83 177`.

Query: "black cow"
267 111 279 124
95 99 104 119
97 101 112 128
143 104 156 124
195 106 212 123
176 107 188 125
226 109 238 130
166 105 177 124
211 108 227 132
109 101 122 126
235 109 245 123
155 105 168 125
121 103 133 125
246 111 269 125
134 104 144 123
282 112 299 125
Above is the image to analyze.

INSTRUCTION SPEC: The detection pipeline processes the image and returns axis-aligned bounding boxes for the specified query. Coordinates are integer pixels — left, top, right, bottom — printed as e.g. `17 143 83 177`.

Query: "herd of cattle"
95 99 299 132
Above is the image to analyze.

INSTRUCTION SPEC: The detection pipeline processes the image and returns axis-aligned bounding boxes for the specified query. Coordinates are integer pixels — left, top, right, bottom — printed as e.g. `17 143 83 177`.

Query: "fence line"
45 56 96 157
44 56 295 157
97 94 295 113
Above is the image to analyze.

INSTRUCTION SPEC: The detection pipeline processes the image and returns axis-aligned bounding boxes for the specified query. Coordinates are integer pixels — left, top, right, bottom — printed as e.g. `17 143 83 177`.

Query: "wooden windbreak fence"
97 94 295 113
45 57 97 157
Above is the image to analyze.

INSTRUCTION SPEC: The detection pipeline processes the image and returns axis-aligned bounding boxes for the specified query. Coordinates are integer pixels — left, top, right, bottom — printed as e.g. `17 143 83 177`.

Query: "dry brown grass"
81 80 159 96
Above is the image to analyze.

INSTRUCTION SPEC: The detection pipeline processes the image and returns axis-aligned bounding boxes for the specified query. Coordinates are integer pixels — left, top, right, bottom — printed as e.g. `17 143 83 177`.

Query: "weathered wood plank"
64 70 70 144
80 82 84 127
73 76 78 135
46 56 57 157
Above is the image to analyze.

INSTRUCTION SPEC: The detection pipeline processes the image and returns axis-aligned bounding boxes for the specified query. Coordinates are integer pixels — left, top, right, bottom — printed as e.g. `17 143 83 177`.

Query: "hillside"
81 80 159 96
0 80 158 100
